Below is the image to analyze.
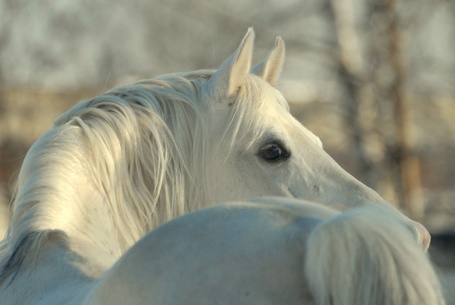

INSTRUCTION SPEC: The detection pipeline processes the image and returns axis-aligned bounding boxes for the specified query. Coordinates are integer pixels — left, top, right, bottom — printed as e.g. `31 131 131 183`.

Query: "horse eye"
259 143 290 162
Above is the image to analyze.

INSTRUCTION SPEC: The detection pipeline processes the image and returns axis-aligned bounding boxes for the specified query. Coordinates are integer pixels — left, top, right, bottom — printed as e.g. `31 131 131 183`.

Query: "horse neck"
0 230 97 305
4 93 208 278
6 127 135 274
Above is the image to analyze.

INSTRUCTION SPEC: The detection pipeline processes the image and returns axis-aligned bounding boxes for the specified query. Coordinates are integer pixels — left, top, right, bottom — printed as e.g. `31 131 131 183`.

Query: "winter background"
0 0 454 302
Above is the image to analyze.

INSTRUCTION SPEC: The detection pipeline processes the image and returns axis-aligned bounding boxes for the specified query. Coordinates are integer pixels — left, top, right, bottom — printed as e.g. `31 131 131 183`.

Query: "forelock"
225 74 290 150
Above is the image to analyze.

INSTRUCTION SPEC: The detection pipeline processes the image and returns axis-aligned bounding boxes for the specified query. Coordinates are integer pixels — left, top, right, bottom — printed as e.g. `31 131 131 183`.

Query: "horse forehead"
289 120 323 148
265 107 322 148
258 87 322 148
260 83 289 110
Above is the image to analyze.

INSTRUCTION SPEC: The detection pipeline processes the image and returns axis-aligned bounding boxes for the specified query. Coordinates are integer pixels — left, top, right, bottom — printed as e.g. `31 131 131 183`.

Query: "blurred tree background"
1 0 455 301
0 0 454 268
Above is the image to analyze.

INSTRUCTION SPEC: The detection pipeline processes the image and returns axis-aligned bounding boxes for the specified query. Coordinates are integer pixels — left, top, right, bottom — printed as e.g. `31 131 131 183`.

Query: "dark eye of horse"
259 143 290 162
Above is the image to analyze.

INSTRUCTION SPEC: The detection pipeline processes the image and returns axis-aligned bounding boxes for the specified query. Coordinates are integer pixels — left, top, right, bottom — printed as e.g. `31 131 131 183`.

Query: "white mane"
0 69 287 282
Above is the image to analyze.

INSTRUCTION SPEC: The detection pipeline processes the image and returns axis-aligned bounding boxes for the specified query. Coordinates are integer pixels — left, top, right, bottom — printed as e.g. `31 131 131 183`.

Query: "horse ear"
206 28 255 97
251 37 285 86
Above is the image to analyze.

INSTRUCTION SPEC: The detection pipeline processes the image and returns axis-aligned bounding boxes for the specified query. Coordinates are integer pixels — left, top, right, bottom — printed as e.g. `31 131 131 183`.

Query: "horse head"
198 29 430 249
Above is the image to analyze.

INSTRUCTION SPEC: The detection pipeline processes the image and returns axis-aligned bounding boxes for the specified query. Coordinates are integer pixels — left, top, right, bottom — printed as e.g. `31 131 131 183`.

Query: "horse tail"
304 205 445 305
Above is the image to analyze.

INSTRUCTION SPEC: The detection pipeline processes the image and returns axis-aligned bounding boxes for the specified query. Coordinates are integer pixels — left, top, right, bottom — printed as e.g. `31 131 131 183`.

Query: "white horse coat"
0 29 440 304
86 198 444 305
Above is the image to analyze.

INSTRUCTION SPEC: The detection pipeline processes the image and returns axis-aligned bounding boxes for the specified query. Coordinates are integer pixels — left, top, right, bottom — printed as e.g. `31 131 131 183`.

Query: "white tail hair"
305 206 445 305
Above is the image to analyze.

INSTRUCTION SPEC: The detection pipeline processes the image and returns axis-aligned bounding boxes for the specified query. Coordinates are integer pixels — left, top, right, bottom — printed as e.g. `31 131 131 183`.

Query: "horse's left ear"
251 37 285 86
205 28 255 97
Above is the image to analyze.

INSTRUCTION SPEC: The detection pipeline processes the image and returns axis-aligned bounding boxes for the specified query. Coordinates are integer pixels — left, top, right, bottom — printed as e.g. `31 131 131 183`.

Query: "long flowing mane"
0 68 287 282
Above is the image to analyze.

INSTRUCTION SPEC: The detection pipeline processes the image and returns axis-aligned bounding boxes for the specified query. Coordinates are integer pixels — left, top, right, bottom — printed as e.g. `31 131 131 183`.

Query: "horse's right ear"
205 28 255 98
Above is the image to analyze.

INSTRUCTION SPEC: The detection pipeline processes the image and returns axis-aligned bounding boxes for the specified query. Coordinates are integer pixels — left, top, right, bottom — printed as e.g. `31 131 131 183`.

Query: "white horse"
0 29 437 304
87 198 444 305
